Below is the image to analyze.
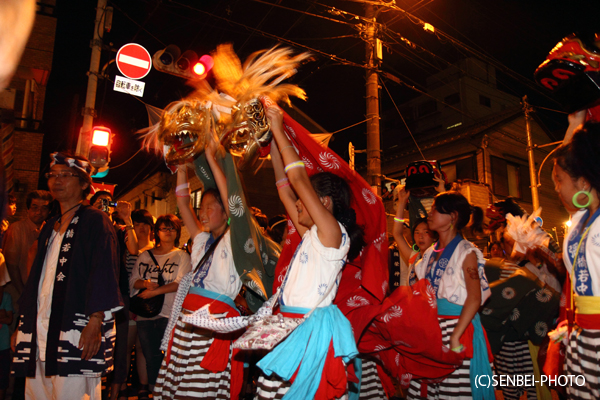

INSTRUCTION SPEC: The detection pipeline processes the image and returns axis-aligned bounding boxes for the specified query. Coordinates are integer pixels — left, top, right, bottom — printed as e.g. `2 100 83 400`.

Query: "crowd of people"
0 109 597 400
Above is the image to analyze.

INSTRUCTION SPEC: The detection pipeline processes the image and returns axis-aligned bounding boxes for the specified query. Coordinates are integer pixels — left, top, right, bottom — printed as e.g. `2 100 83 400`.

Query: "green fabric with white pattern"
193 152 279 312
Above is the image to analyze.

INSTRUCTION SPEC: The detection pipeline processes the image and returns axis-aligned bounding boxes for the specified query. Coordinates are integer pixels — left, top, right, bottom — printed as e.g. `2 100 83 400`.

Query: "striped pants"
565 328 600 400
407 317 472 399
153 318 232 399
494 340 536 400
359 359 387 399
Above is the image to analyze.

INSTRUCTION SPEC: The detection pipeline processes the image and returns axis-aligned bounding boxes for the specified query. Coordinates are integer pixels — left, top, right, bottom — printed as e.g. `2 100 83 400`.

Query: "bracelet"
284 161 305 173
125 224 134 230
275 178 289 186
451 344 464 353
394 217 405 223
176 183 189 192
277 182 291 190
280 145 294 152
176 193 190 198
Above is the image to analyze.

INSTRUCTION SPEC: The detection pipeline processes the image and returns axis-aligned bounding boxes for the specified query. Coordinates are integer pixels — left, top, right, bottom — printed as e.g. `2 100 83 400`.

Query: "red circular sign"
115 43 152 80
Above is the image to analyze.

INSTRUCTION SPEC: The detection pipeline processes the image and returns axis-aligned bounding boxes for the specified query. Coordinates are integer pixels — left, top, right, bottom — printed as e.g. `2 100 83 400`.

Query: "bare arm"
563 109 586 145
270 142 305 237
392 186 413 262
116 201 138 256
266 104 341 249
205 138 230 217
137 282 178 299
450 252 482 350
176 166 203 239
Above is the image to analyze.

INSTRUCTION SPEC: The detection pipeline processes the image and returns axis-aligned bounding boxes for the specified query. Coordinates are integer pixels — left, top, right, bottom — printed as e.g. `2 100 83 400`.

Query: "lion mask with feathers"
143 44 310 170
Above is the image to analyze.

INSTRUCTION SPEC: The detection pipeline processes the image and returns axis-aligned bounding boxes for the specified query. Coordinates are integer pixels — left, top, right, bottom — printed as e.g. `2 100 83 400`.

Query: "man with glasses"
2 190 53 297
11 152 123 399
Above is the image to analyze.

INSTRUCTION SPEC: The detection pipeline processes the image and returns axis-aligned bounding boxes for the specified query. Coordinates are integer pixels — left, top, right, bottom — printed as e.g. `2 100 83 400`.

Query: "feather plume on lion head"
142 44 311 169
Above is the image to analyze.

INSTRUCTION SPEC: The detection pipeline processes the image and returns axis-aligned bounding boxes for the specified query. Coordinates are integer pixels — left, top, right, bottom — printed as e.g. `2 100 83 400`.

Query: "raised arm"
205 138 230 217
176 166 203 239
266 104 341 249
270 141 305 237
392 186 413 262
116 201 139 256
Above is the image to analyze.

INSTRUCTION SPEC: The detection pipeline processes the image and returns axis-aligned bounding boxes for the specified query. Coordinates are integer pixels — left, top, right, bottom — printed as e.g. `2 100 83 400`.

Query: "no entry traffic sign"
116 43 152 80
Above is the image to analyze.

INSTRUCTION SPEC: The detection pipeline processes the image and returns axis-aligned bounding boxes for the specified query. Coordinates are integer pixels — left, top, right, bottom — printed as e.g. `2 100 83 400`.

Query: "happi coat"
13 206 123 377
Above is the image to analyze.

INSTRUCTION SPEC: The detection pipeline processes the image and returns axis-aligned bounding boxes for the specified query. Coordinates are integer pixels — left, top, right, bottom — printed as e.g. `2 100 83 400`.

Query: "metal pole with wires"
365 4 382 195
523 95 540 210
76 0 107 157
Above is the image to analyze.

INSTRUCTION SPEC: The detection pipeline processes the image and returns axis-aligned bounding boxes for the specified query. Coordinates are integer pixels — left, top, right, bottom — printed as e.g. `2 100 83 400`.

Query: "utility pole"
523 95 540 210
76 0 107 157
365 4 381 195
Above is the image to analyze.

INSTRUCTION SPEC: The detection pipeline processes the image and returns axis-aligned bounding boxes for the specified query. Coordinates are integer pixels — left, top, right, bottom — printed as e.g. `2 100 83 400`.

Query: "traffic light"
153 45 214 79
89 126 112 173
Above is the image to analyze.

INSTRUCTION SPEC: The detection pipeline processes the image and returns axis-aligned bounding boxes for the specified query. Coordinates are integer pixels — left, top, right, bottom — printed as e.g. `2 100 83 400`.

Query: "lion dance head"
143 45 311 170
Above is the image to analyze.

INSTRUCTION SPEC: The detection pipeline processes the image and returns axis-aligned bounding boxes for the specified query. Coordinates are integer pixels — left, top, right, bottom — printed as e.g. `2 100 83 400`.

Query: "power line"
168 1 367 69
381 79 425 159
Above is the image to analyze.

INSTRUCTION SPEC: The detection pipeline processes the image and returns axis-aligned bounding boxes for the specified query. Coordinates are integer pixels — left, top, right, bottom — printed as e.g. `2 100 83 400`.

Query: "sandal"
138 385 151 400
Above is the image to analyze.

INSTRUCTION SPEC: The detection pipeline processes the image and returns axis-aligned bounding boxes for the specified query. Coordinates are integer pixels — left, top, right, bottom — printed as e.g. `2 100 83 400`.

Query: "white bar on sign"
118 54 150 69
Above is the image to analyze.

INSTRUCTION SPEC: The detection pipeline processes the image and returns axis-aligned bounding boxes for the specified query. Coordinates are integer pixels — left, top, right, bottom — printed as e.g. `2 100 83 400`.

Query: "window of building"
444 93 460 106
134 199 141 210
441 155 476 183
491 156 532 202
417 100 437 117
479 94 491 108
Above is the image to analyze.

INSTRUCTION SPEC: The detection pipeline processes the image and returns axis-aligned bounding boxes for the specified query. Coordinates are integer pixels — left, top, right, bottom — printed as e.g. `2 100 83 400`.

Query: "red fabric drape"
269 109 389 326
265 104 467 385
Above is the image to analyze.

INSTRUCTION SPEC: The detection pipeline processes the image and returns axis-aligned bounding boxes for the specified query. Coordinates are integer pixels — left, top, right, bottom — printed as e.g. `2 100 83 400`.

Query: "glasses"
45 172 78 180
158 227 177 232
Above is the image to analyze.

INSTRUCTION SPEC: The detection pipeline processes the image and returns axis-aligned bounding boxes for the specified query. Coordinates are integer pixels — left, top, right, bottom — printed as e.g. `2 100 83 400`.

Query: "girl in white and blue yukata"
406 191 494 400
552 121 600 399
153 140 246 400
254 104 365 399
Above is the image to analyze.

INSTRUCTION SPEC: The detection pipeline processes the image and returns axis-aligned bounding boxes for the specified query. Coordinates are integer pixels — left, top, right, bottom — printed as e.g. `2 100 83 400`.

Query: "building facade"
0 1 56 218
380 58 568 246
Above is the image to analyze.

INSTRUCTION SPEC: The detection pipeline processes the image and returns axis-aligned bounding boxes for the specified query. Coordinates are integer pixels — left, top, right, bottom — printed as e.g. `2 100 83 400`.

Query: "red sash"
165 293 243 400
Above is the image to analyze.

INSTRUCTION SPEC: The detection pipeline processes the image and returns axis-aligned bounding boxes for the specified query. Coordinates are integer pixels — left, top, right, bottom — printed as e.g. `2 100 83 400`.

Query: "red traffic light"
92 126 111 146
153 46 212 80
193 55 214 76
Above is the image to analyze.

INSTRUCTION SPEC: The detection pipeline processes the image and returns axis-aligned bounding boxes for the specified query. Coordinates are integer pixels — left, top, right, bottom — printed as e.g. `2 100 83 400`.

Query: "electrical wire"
110 2 167 46
249 0 358 27
380 79 425 159
110 147 144 169
330 116 376 135
168 1 367 69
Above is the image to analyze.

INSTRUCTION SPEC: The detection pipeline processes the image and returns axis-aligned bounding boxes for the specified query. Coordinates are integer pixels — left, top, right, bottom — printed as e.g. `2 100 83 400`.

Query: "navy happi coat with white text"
12 206 123 377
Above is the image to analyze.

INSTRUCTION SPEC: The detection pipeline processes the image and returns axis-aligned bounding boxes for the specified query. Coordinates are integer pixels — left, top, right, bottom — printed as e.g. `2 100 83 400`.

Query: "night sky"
40 0 599 195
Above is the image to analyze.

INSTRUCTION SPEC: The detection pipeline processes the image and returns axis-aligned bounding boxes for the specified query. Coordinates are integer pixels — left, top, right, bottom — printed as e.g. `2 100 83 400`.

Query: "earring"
450 221 454 230
572 189 593 209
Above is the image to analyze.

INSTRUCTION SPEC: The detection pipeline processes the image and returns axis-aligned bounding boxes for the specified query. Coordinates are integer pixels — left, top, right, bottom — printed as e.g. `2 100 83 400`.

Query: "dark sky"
40 0 599 195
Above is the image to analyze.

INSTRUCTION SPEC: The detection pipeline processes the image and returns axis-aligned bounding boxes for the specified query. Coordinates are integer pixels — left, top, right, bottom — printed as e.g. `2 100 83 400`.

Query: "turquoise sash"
437 299 494 400
188 286 237 310
258 305 358 399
